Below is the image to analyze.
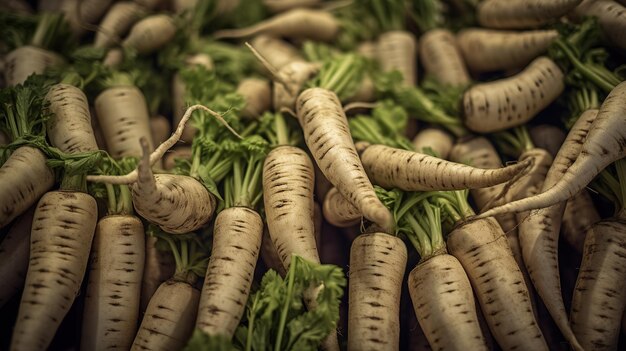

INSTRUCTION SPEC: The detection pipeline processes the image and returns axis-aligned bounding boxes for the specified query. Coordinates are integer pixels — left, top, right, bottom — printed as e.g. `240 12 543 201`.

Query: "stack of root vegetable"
1 0 626 350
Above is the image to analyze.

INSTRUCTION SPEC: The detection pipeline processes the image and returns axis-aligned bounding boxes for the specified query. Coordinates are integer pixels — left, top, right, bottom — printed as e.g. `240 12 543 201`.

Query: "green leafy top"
491 126 535 159
334 2 383 50
0 75 51 151
173 65 248 202
349 100 413 150
222 135 270 210
0 74 103 192
550 18 623 95
46 149 103 192
376 187 448 259
258 112 302 147
196 40 258 85
406 0 445 33
307 53 366 100
0 12 72 53
301 41 342 64
434 190 475 229
360 0 406 33
561 81 600 129
375 71 468 137
150 224 209 284
184 255 346 351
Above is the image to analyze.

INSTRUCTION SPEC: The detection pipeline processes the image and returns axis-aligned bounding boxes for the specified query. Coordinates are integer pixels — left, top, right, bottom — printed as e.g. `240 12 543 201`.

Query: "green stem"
454 190 475 218
210 156 234 182
59 72 83 88
237 157 254 207
406 213 432 257
119 185 133 215
224 177 233 209
60 174 86 193
437 197 463 224
31 13 52 48
516 127 534 152
181 240 189 271
245 293 260 351
554 40 616 94
163 235 184 275
105 183 117 215
204 149 222 171
420 203 444 252
190 143 202 178
274 255 297 351
246 160 263 203
275 113 290 146
232 159 243 207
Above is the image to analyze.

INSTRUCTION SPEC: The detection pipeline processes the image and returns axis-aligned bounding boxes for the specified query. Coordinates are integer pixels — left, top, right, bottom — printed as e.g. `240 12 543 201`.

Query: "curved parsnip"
377 31 418 87
513 110 596 351
296 88 393 232
10 191 98 351
463 56 564 133
348 233 407 351
457 29 558 73
196 207 263 337
94 1 146 49
0 207 34 307
131 139 215 234
419 29 470 86
408 254 488 351
0 147 55 229
3 46 64 87
213 8 340 42
447 217 548 351
46 84 99 153
132 279 200 351
479 81 626 217
477 0 582 29
360 144 531 191
82 215 145 351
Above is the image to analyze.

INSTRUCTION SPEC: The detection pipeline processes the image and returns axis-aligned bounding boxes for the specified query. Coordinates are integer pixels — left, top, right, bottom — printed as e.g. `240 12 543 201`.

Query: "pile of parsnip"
1 0 626 350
